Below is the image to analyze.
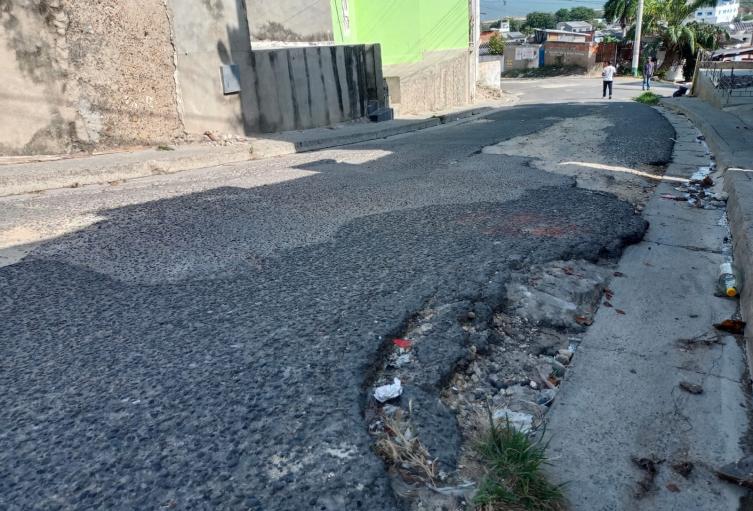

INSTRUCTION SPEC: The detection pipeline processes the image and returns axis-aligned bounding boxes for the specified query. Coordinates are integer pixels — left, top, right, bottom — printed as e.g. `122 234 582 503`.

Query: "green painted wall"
331 0 469 65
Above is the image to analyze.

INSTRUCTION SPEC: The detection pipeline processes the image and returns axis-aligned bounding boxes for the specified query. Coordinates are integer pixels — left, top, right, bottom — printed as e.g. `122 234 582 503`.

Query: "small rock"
488 375 505 390
679 381 703 395
555 353 571 366
529 380 538 390
538 388 557 406
467 311 476 320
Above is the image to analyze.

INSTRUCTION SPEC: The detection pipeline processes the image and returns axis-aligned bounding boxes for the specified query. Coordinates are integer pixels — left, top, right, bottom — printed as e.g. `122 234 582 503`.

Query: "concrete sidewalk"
0 104 504 197
546 107 749 509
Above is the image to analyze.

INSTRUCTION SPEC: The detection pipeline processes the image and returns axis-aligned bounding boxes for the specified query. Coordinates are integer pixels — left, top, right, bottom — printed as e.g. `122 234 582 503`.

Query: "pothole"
364 259 620 509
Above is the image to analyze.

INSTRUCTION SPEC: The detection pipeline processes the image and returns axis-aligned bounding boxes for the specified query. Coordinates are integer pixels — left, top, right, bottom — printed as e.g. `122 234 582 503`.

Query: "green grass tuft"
474 409 565 511
634 92 662 106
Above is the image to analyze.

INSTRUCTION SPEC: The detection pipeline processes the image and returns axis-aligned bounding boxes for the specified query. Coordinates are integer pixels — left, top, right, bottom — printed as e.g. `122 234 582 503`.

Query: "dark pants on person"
643 75 652 90
602 80 613 98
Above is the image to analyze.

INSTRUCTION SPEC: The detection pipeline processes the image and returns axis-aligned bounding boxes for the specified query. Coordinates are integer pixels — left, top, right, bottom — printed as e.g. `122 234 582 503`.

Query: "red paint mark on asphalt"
393 338 412 349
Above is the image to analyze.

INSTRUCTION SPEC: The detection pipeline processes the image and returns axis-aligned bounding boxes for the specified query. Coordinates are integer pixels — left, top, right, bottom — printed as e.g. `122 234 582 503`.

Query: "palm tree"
643 0 719 72
603 0 638 35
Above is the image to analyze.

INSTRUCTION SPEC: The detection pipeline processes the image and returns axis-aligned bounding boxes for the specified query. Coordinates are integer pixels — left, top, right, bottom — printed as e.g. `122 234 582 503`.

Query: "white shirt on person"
603 66 616 82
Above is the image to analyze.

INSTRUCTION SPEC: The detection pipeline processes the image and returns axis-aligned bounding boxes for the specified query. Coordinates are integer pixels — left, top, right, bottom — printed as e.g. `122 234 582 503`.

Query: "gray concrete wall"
479 56 502 89
383 50 470 116
695 72 725 109
239 44 383 133
0 0 182 156
166 0 250 136
0 1 382 153
247 0 333 42
503 45 540 71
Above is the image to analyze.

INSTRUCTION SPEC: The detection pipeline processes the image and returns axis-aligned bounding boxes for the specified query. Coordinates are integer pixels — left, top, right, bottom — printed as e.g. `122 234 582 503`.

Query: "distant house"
556 21 593 33
502 31 527 44
711 45 753 61
499 21 511 34
535 29 591 44
723 21 753 47
692 0 739 24
594 28 624 43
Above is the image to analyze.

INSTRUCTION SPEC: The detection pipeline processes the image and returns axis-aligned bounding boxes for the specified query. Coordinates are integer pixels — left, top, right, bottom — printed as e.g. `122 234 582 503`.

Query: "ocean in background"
481 0 605 19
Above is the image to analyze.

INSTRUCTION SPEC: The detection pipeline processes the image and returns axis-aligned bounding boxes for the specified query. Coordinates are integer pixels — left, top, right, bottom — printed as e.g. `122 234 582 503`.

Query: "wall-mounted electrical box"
220 64 241 95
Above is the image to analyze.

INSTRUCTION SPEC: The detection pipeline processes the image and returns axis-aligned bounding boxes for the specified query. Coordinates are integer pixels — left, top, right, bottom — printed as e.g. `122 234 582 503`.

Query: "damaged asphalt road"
0 103 673 510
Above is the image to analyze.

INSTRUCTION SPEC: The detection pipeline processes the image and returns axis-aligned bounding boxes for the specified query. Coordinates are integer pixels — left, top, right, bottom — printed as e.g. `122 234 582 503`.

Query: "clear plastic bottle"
718 262 739 298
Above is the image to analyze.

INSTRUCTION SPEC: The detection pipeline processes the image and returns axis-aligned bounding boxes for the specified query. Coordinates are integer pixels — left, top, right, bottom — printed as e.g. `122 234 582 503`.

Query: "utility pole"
631 0 645 77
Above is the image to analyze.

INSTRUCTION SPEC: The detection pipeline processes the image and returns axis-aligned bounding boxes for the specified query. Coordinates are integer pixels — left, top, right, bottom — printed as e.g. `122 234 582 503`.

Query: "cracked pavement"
1 98 674 510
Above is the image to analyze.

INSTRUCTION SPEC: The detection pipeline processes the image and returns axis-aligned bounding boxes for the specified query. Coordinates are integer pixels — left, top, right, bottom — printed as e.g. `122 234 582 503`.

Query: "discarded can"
718 262 740 298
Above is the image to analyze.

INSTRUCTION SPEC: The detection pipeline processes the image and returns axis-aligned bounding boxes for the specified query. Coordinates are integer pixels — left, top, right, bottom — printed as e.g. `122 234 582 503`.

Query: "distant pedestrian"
643 57 655 91
602 61 616 99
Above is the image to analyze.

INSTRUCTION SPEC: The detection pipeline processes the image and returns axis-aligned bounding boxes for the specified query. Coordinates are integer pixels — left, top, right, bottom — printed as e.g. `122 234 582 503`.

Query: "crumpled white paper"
374 377 403 403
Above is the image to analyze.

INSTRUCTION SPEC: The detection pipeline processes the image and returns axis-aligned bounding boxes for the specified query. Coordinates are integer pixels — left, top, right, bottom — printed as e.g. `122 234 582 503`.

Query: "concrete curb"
0 145 254 197
661 97 753 173
661 98 735 171
257 118 443 157
661 97 753 375
724 169 753 357
249 107 497 159
1 106 506 197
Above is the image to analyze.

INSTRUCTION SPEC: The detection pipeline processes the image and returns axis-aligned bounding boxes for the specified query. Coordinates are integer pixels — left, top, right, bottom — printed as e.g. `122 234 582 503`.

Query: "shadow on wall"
215 0 381 135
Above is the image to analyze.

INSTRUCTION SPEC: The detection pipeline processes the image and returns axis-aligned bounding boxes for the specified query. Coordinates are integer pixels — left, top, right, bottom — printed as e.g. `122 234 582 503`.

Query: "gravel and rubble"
365 259 617 509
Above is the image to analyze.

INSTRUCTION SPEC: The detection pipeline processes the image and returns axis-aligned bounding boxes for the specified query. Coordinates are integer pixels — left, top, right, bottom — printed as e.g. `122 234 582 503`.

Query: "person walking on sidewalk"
602 61 616 99
643 57 655 91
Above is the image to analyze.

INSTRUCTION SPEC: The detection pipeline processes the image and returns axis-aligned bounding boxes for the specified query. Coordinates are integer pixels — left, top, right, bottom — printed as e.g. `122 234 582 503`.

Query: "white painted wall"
692 0 739 24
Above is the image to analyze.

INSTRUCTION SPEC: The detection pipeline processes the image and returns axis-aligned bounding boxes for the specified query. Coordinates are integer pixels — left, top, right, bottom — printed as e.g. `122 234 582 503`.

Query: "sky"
480 0 605 19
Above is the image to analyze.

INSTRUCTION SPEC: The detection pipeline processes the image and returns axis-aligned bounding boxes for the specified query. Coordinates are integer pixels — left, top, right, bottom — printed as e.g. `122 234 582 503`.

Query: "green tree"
570 7 597 21
604 0 638 34
525 12 556 30
681 21 728 80
508 18 524 31
488 33 506 55
643 0 721 72
555 8 571 23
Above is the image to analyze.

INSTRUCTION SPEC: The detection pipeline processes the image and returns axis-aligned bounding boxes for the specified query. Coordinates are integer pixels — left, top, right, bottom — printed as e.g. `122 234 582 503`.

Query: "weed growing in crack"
634 92 662 106
473 407 565 511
